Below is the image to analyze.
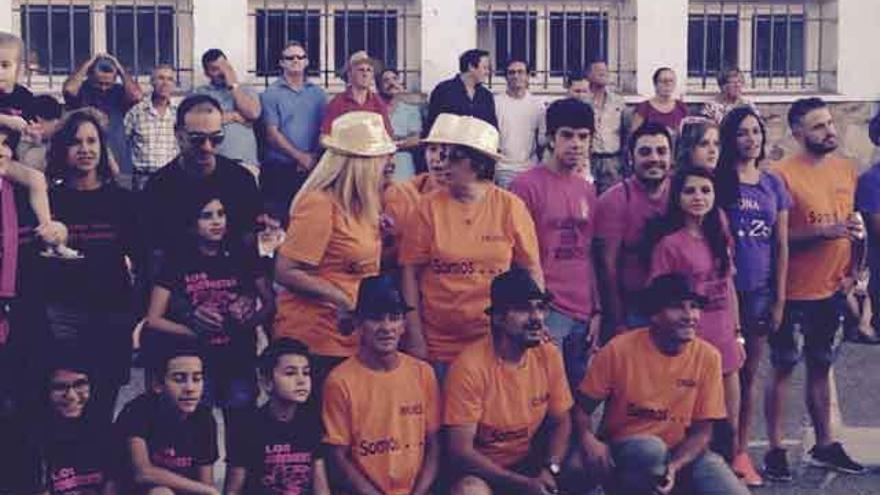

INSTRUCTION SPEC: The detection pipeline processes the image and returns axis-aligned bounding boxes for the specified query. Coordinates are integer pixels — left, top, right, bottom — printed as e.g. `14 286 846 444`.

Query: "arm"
223 466 246 495
197 465 215 490
629 112 645 135
221 63 261 121
327 445 384 495
144 286 197 338
62 55 98 100
597 237 624 330
1 161 66 245
446 424 547 494
108 55 144 107
274 256 353 310
667 420 713 476
312 458 331 495
264 125 313 169
771 211 790 330
574 393 614 481
540 410 572 485
401 263 429 359
238 276 276 330
129 438 219 495
409 432 439 495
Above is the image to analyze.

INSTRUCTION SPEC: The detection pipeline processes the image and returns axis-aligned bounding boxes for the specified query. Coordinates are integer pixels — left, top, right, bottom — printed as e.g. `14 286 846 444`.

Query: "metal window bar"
688 0 834 93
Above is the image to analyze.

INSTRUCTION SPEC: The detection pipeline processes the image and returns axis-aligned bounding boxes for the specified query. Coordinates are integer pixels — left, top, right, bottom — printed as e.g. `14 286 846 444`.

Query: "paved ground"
116 340 880 494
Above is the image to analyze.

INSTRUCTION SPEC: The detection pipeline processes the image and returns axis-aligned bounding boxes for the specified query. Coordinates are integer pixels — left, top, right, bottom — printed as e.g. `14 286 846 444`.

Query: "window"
18 4 91 76
548 11 609 77
105 5 176 74
688 13 738 78
254 9 321 77
752 14 804 78
477 11 537 75
333 10 398 73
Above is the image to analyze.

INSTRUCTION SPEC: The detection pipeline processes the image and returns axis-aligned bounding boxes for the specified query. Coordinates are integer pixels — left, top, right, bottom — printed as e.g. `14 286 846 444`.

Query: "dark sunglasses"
447 148 473 162
50 378 90 393
186 132 225 147
282 54 308 61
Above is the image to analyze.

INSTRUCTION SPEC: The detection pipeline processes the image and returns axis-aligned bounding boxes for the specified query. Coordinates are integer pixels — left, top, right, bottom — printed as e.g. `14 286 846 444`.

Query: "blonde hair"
0 32 23 76
289 150 387 225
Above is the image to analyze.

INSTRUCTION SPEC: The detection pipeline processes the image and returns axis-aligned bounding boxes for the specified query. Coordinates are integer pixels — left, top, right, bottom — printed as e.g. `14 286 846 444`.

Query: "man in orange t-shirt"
575 274 746 495
444 269 573 495
323 275 440 495
763 97 867 480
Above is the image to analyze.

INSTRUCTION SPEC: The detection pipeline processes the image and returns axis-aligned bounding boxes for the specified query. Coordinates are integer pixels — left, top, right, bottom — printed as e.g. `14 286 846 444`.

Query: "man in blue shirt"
425 49 497 134
260 41 327 222
853 109 880 344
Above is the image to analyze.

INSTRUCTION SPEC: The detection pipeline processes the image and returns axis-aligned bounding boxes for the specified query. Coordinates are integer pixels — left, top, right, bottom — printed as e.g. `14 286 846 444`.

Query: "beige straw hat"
320 111 397 157
422 113 505 161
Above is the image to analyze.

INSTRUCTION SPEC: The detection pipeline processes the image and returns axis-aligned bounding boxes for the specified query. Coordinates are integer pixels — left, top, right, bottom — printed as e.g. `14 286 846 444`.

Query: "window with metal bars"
254 8 321 77
18 4 91 76
105 5 176 75
333 10 398 73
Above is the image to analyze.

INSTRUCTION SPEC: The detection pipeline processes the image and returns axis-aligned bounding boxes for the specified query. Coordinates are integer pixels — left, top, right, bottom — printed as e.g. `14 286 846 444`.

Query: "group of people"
0 26 877 495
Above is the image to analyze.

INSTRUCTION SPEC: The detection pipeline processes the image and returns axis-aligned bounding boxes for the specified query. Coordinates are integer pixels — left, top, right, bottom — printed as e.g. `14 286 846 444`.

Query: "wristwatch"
229 82 240 91
545 458 562 477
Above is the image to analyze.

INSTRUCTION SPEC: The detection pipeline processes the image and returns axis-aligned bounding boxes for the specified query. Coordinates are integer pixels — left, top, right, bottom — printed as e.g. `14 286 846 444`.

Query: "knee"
612 435 669 469
450 475 493 495
147 487 176 495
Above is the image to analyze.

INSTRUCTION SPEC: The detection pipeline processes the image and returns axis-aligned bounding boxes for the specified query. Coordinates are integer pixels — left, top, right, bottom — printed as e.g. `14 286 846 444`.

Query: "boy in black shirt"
115 344 219 495
224 338 329 495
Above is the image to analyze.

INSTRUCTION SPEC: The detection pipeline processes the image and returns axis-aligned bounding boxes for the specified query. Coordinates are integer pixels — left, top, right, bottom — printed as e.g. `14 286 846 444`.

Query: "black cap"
355 275 413 318
639 273 708 315
485 268 552 314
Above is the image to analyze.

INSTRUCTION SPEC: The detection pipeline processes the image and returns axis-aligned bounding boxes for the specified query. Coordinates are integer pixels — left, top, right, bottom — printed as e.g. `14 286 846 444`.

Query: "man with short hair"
575 273 748 495
142 94 261 264
764 97 866 480
260 41 326 221
596 122 673 334
585 59 627 194
124 64 179 190
445 268 573 495
494 59 545 189
510 98 600 387
426 49 497 132
63 53 143 175
194 48 262 172
321 51 392 137
323 275 440 495
564 70 590 101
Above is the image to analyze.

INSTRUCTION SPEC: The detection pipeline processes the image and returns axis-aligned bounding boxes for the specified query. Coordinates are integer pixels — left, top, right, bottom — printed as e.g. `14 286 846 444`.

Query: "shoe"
763 447 793 482
733 452 764 487
807 442 867 474
848 331 880 345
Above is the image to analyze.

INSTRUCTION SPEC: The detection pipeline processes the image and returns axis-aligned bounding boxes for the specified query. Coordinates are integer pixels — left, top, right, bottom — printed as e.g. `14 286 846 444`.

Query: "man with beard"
764 97 866 480
444 268 573 495
322 275 440 495
510 98 601 388
575 274 747 495
595 122 673 335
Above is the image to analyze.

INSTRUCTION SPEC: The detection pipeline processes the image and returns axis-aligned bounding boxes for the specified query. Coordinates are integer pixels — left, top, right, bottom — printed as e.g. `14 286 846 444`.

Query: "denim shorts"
737 286 774 337
769 294 845 369
544 309 590 388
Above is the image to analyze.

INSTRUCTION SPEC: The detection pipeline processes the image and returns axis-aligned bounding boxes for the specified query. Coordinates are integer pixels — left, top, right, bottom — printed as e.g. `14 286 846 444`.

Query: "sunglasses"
50 378 90 394
447 148 473 162
282 54 308 61
186 132 225 147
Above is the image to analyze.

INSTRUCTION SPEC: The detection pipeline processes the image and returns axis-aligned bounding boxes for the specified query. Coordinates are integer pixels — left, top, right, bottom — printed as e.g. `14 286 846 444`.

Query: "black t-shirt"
226 403 322 495
0 84 36 121
155 244 262 364
115 393 218 482
142 156 261 256
20 415 116 495
43 184 141 310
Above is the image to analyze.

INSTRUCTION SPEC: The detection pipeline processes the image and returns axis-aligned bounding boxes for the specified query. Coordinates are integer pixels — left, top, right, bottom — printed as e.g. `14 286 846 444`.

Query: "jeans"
544 308 590 387
609 435 749 495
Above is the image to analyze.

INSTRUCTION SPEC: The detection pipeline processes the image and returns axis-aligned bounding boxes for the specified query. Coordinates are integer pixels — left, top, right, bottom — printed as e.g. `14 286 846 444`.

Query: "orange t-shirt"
443 338 573 467
322 354 440 495
274 191 381 356
384 174 435 233
773 154 856 301
578 328 726 447
399 186 541 362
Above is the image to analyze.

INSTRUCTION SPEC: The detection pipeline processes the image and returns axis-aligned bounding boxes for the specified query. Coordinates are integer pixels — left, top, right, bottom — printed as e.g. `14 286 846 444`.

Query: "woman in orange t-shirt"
399 114 543 371
274 112 396 378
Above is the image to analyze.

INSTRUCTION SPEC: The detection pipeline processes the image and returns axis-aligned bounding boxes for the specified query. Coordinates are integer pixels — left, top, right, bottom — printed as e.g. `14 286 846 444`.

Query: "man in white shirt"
585 59 627 194
493 59 545 189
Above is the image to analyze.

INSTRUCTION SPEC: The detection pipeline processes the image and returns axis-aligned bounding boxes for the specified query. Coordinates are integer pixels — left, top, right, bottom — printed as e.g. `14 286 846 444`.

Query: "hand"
22 122 44 143
581 436 614 481
587 313 602 354
295 151 316 172
256 213 282 231
770 300 785 333
193 305 225 331
36 221 68 246
0 114 29 132
846 217 866 241
222 111 245 125
519 476 555 495
101 53 124 71
537 469 559 494
227 295 257 324
819 223 849 240
654 464 676 495
221 59 239 88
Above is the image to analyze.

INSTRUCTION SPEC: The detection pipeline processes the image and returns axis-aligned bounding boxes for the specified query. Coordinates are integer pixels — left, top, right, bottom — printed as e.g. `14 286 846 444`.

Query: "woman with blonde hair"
274 111 395 386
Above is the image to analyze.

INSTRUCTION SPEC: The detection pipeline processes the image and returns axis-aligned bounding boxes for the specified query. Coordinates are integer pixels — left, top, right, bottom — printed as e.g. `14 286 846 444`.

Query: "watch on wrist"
545 459 562 477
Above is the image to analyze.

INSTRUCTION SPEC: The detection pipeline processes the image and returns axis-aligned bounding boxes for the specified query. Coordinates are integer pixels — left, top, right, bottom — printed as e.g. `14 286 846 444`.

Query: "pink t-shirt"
510 166 598 320
649 229 743 374
595 178 670 298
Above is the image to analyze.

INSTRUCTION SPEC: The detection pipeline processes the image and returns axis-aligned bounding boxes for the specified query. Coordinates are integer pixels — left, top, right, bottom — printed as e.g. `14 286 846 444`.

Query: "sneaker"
733 452 764 487
807 442 867 474
763 447 793 482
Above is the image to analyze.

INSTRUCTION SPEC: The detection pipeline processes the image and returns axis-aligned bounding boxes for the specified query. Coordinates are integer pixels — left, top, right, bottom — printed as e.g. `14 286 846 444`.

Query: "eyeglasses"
50 379 90 394
447 148 472 162
186 132 225 147
282 54 308 61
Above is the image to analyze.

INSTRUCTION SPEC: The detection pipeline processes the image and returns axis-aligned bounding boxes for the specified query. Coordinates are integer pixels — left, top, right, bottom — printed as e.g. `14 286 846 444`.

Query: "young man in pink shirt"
510 98 600 386
595 122 673 335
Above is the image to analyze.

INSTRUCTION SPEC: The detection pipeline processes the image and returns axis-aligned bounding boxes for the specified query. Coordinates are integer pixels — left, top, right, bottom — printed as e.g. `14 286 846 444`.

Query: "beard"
804 136 837 156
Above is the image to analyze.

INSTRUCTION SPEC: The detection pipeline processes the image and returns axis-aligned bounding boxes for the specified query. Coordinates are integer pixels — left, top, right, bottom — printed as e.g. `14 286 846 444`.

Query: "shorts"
769 294 845 369
544 308 591 387
737 287 773 337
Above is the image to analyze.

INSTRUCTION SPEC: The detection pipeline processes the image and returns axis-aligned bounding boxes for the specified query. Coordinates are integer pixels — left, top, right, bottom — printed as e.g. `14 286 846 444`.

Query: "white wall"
634 0 688 96
421 0 476 93
192 0 250 85
0 0 11 32
837 0 880 99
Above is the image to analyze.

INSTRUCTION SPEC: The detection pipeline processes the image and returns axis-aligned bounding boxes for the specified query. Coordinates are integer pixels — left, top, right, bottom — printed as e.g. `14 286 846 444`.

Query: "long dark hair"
676 119 718 169
715 106 766 210
648 165 731 277
46 110 115 185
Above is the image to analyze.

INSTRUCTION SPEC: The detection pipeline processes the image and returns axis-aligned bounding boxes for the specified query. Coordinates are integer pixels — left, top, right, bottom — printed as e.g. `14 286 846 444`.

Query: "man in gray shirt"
193 49 262 171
